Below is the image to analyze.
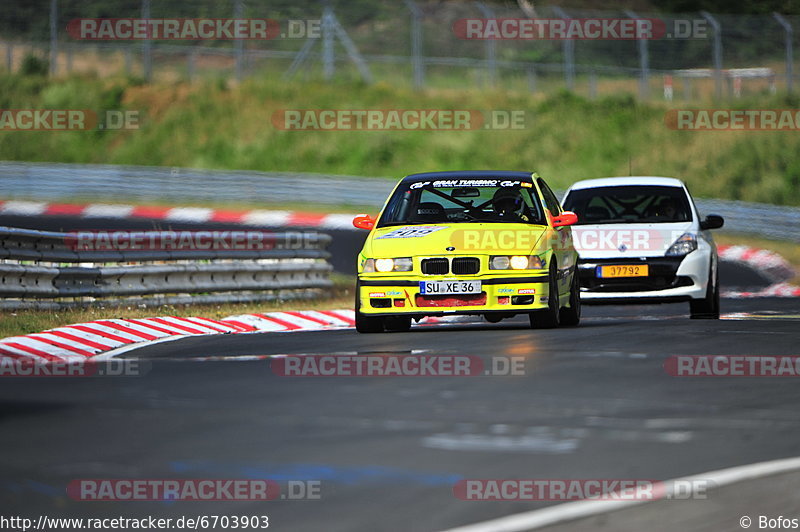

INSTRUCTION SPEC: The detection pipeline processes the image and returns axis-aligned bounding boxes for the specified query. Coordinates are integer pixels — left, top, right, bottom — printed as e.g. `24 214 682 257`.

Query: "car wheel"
690 264 720 319
384 316 412 332
354 280 384 333
530 264 560 329
559 267 581 327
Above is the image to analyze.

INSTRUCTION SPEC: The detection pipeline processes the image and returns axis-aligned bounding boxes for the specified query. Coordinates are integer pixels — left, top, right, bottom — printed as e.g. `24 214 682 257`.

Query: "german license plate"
419 280 482 295
597 265 649 278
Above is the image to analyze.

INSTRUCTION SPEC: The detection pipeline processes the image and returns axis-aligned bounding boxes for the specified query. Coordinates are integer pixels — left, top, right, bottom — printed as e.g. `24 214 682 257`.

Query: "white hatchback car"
561 177 724 319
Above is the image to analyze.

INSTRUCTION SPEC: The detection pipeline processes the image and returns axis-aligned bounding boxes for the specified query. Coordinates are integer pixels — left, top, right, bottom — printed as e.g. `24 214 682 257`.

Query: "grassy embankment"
1 72 800 207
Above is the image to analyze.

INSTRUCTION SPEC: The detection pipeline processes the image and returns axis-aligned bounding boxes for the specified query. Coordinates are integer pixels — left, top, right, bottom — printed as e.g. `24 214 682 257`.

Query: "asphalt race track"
1 214 799 531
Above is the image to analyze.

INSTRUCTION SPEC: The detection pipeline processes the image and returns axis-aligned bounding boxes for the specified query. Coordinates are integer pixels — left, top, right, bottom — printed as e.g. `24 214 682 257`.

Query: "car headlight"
666 233 697 256
490 255 545 270
363 257 413 273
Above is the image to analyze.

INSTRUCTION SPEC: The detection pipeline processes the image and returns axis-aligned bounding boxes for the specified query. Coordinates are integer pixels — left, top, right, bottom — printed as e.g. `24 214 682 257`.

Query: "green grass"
2 72 800 206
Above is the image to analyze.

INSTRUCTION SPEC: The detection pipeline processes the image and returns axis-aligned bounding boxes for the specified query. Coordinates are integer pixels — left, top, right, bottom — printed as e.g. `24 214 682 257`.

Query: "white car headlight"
509 255 530 270
375 258 395 272
365 257 413 273
490 255 545 270
666 233 697 256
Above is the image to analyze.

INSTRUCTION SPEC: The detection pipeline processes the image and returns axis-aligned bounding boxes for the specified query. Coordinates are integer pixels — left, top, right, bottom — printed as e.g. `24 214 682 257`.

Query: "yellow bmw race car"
352 171 581 333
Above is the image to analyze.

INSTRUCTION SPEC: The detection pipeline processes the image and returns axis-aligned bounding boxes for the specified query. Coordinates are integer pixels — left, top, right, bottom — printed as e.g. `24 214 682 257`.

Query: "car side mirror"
552 211 578 227
352 214 376 230
700 214 724 230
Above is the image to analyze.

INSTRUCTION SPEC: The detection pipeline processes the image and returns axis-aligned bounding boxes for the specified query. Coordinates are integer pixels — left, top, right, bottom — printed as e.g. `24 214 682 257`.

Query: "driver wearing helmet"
492 187 529 222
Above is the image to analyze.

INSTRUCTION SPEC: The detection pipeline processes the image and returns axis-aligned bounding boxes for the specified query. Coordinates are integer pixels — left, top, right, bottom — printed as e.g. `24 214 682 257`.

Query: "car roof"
567 176 686 190
401 171 535 183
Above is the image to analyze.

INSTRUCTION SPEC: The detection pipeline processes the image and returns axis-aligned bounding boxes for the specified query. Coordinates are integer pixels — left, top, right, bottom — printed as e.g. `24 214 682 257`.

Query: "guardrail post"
625 10 649 100
49 0 58 76
700 11 722 100
553 7 575 90
774 12 794 93
142 0 152 81
404 0 425 89
474 2 496 86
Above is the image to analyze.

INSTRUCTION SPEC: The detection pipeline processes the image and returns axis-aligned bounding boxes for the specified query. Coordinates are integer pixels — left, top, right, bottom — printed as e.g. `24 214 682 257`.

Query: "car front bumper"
357 273 552 316
577 249 711 303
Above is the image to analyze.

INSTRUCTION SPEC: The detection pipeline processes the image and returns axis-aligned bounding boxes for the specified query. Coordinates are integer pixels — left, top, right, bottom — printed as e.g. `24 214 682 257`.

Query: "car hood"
571 222 694 259
364 223 551 257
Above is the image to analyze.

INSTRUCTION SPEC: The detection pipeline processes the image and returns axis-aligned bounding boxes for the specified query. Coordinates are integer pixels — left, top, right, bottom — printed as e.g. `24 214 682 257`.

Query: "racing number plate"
419 280 482 295
597 265 649 278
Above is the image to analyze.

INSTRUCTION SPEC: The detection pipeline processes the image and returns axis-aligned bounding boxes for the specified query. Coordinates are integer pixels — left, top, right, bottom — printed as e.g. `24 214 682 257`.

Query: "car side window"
538 178 562 216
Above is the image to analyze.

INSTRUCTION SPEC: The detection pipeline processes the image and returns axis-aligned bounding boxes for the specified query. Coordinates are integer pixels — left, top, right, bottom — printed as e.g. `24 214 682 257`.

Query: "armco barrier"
0 226 333 309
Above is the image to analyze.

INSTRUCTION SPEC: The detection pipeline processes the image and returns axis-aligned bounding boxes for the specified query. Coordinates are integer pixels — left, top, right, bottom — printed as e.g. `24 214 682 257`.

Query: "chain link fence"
1 1 798 99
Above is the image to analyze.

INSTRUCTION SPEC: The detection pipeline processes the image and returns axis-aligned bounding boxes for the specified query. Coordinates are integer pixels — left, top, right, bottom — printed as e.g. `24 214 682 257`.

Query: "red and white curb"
0 200 359 230
0 310 356 363
0 310 475 363
718 245 800 298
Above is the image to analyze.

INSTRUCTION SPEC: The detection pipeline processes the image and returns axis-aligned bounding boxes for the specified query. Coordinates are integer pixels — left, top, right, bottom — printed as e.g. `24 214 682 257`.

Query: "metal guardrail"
0 161 395 207
2 162 799 242
0 226 333 309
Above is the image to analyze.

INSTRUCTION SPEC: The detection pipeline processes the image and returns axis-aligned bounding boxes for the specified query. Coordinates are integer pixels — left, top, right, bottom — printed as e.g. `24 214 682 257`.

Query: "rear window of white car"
563 185 692 224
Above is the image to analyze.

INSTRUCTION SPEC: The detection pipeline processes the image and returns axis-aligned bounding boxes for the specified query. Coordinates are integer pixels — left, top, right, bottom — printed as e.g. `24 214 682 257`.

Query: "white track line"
440 455 800 532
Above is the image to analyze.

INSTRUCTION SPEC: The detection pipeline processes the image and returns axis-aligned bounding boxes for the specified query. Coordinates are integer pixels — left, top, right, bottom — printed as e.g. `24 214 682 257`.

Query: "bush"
19 54 48 76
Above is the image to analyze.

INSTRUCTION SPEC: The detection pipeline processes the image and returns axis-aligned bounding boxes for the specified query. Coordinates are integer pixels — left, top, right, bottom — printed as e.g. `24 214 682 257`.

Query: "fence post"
125 46 132 77
234 0 244 81
527 66 537 93
700 11 722 100
553 7 575 90
187 49 196 81
474 2 496 86
774 12 793 93
142 0 152 81
49 0 58 76
625 10 649 100
6 42 12 72
404 0 425 89
322 1 335 80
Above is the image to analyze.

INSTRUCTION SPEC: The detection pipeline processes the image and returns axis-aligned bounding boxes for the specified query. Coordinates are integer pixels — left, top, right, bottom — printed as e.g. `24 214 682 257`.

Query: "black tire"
384 316 412 332
530 264 560 329
690 264 720 319
559 267 581 327
354 280 384 333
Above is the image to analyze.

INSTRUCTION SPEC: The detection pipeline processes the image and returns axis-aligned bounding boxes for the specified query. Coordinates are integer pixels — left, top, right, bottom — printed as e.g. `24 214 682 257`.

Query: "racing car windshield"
562 185 692 225
378 178 546 227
